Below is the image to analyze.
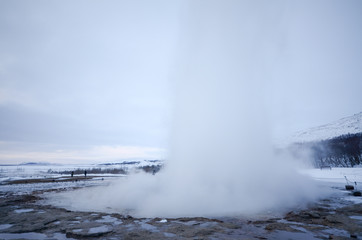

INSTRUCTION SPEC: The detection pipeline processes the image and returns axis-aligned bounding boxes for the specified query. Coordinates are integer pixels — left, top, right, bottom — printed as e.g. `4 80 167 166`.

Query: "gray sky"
268 1 362 139
0 0 361 164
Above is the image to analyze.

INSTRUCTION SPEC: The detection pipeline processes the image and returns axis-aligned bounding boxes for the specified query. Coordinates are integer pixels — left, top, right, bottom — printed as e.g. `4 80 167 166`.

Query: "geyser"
48 1 320 217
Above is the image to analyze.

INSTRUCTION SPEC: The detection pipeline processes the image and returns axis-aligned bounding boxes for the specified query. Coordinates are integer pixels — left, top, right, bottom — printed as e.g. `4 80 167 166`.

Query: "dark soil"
3 176 111 185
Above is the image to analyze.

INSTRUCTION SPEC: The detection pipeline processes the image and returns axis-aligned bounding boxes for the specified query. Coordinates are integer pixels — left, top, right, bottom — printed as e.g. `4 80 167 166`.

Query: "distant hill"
289 112 362 144
287 113 362 168
19 162 52 166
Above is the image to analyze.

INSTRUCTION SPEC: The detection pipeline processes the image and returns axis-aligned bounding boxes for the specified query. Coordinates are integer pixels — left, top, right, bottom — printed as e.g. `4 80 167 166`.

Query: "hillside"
290 112 362 144
286 112 362 167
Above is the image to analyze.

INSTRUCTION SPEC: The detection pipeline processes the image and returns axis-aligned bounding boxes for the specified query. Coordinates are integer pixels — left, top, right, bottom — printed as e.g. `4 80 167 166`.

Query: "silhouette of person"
84 170 87 177
71 171 74 177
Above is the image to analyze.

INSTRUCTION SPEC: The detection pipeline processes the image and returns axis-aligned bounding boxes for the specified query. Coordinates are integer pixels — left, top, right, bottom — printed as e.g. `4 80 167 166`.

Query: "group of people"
70 170 87 177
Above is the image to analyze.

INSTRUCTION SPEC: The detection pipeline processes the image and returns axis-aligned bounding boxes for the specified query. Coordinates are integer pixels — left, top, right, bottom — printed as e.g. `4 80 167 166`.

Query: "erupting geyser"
49 1 320 217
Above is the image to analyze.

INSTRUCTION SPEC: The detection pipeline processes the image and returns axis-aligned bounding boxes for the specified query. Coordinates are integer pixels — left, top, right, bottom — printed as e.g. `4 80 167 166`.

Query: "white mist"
47 1 321 217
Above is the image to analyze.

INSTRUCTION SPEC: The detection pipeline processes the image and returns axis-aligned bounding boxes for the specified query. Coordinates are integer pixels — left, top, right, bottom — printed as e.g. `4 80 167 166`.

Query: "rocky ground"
0 178 362 239
3 176 113 185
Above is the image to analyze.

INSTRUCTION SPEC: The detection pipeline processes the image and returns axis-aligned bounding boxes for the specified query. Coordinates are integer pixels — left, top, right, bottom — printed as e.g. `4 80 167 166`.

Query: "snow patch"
14 209 33 213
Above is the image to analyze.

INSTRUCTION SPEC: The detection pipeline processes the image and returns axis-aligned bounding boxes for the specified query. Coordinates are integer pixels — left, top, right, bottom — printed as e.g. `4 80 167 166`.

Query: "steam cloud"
48 1 321 217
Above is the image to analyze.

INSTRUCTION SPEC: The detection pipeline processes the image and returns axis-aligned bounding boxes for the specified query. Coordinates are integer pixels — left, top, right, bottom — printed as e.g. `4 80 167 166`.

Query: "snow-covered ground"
0 178 108 195
1 162 361 209
0 160 161 183
0 161 162 194
300 167 362 204
301 167 362 184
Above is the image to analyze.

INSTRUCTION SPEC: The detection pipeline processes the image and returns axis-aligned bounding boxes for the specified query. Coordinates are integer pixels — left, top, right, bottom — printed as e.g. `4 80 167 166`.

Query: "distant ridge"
290 112 362 143
19 162 52 166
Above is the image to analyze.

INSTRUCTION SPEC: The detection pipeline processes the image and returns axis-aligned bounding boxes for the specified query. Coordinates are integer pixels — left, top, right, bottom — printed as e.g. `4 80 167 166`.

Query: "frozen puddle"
14 208 34 213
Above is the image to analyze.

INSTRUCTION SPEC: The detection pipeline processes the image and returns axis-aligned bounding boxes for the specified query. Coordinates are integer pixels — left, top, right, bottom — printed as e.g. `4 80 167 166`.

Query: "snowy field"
0 161 160 194
1 163 361 207
301 167 362 185
1 163 362 210
0 160 160 182
1 163 361 195
300 167 362 205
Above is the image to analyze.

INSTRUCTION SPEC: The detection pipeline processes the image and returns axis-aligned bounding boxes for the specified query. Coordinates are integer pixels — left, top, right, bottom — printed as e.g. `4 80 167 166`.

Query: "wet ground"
0 177 362 239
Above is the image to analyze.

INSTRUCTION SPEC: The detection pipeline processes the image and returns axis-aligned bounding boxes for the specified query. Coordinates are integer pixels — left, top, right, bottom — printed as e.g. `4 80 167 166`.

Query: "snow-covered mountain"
289 112 362 144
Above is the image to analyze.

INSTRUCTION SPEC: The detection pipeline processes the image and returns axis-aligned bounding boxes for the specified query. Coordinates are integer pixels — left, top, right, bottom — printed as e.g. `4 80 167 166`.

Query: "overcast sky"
0 0 361 164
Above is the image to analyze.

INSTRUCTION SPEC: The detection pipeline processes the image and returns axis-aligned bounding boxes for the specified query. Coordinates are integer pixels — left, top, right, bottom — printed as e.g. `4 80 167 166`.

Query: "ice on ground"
0 232 74 240
0 224 12 230
96 215 116 223
96 215 123 225
69 221 80 225
52 232 76 240
14 209 33 213
124 223 136 231
200 222 218 228
350 216 362 221
321 228 350 238
0 232 48 240
159 219 167 223
343 195 362 204
88 226 111 234
164 232 177 237
137 222 159 232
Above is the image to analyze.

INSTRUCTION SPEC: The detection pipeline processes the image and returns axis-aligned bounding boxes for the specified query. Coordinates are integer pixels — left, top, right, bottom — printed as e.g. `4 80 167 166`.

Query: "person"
71 171 74 177
84 170 87 177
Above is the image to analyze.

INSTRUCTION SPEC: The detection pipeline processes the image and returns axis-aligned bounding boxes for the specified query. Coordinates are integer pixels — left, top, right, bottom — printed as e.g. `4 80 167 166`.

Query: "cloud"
0 0 177 153
0 88 39 108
